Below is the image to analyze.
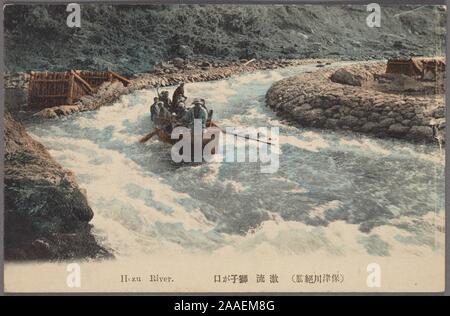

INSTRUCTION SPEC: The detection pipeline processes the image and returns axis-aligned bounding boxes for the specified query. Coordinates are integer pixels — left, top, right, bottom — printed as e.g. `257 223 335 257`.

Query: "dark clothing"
172 103 187 117
156 105 173 133
160 96 172 110
172 86 186 107
185 106 208 129
150 102 159 122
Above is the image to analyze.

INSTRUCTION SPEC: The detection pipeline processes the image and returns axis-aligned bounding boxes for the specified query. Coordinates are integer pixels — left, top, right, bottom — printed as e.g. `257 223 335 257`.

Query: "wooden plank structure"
28 70 130 109
75 70 131 91
386 58 423 77
386 57 446 79
420 57 446 81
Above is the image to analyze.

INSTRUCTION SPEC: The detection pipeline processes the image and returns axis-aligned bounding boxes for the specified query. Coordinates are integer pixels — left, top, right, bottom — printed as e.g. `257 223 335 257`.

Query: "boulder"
401 119 412 127
296 108 325 126
379 118 396 128
330 68 368 86
296 103 312 111
368 112 381 121
4 112 110 260
361 122 380 133
325 118 339 129
409 125 434 141
339 115 360 127
33 108 58 119
388 123 410 136
53 105 80 116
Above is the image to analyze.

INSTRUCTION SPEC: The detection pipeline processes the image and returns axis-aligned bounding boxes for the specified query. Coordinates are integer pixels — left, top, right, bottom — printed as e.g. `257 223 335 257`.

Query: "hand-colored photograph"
3 3 446 293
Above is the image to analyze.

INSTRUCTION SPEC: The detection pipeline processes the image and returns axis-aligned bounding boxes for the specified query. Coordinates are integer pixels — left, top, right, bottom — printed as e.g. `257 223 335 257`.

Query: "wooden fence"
385 58 422 77
386 57 446 79
28 70 130 109
76 70 131 91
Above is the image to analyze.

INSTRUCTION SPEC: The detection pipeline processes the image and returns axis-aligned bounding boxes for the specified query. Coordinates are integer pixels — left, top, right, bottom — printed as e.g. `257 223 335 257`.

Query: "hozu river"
27 63 444 259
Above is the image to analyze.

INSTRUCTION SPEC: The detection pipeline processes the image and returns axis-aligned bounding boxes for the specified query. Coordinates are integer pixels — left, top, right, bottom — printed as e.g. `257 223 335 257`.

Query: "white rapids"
27 63 445 259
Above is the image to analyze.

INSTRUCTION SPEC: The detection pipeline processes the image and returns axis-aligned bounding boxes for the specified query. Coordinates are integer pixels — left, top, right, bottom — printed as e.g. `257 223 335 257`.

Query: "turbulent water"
27 64 445 259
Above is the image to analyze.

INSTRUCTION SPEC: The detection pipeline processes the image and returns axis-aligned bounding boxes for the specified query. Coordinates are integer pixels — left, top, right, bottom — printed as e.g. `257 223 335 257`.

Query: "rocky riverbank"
266 62 445 144
7 58 332 120
4 112 111 260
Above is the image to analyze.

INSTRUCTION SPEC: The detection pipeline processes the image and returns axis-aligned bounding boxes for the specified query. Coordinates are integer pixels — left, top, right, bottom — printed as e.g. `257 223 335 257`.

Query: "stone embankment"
266 63 445 143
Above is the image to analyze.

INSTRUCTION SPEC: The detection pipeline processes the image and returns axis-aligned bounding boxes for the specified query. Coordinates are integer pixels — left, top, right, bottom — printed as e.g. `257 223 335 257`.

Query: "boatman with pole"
172 82 187 107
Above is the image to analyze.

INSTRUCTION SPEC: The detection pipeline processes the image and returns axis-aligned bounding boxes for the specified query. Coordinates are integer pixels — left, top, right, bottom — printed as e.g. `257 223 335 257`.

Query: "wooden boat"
156 120 221 157
139 116 274 160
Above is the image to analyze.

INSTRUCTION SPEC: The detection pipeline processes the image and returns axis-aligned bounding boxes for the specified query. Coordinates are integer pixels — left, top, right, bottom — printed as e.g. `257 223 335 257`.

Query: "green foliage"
4 4 445 74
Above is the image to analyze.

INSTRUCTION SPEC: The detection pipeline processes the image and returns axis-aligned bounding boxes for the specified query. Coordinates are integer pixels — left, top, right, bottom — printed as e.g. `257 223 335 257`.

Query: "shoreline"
6 58 335 121
4 112 112 261
266 62 445 145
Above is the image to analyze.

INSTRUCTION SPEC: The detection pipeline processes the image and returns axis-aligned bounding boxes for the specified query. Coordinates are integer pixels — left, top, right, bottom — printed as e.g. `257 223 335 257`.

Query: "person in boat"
159 90 172 110
171 100 187 118
150 96 159 122
155 101 174 133
185 98 208 130
199 98 208 112
171 82 187 109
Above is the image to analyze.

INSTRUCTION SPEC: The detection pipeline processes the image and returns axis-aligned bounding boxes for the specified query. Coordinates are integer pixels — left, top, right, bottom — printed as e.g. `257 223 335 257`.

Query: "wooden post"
28 75 32 108
67 71 74 104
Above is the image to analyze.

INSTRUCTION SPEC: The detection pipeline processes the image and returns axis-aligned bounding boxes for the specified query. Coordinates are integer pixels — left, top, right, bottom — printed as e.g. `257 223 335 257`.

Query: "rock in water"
330 68 368 86
4 112 110 260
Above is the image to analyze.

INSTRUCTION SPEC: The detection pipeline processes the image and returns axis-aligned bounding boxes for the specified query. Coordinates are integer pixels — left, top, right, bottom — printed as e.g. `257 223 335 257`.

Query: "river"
26 63 445 259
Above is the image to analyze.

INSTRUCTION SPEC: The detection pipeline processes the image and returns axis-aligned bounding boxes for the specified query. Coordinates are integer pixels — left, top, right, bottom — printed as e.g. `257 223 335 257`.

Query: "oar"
139 129 159 143
216 125 274 146
140 126 274 145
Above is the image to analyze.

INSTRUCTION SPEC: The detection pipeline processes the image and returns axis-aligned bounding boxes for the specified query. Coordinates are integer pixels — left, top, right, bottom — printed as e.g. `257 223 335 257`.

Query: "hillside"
4 4 446 75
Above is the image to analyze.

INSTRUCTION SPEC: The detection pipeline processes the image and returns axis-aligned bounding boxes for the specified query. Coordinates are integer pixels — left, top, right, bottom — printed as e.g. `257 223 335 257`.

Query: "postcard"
2 2 446 293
